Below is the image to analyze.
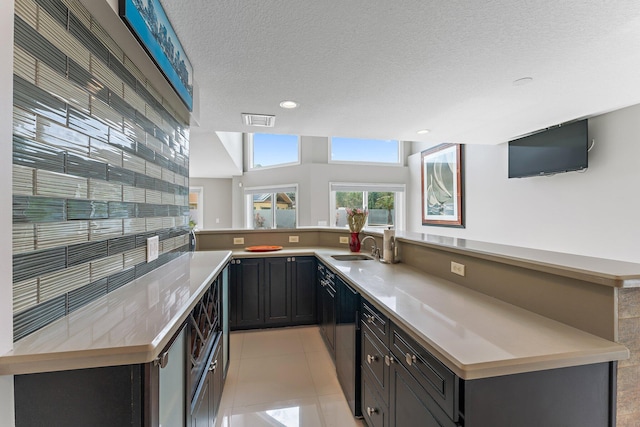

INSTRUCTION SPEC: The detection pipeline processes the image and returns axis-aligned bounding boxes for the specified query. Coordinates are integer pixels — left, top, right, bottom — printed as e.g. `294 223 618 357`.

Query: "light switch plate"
340 236 349 244
289 235 299 243
147 236 159 262
233 237 245 245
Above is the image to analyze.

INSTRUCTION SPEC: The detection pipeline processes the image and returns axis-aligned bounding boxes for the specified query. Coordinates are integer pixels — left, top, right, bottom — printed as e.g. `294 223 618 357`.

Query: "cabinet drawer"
390 360 457 427
390 323 458 422
362 370 388 427
361 300 389 347
362 326 389 398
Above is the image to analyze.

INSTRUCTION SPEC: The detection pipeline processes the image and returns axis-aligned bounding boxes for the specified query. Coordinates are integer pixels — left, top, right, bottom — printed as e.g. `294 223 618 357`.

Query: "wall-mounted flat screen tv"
508 119 588 178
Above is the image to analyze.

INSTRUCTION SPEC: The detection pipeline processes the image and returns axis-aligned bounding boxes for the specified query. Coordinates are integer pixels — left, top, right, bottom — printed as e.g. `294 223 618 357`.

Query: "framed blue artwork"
120 0 193 111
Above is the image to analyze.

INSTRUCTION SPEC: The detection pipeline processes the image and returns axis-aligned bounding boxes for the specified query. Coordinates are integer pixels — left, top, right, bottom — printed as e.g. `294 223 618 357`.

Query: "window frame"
248 133 301 171
328 137 403 166
244 184 299 229
329 182 406 230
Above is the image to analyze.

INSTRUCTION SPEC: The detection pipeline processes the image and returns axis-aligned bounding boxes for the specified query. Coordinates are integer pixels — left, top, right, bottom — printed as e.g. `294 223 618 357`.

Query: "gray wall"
408 103 640 263
190 178 233 229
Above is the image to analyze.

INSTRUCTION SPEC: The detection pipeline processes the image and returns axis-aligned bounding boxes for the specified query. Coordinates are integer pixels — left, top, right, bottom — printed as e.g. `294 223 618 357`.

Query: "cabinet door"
229 261 238 329
210 341 223 424
389 359 456 427
362 371 388 427
191 375 211 427
235 258 264 328
264 257 290 324
361 326 388 400
292 256 317 324
317 263 326 336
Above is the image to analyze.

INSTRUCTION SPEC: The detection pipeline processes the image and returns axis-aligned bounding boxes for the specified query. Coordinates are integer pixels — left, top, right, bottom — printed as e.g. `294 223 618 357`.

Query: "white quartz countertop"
230 247 628 379
1 247 628 379
315 249 629 380
0 251 232 375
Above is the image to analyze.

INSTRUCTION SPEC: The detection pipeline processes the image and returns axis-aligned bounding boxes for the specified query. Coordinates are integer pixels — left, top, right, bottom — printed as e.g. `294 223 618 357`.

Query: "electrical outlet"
289 235 299 243
147 236 159 262
233 237 245 245
340 236 349 244
451 261 465 276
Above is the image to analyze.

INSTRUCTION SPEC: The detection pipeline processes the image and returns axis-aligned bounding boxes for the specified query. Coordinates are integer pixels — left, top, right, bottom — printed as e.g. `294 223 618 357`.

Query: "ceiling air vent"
242 113 276 127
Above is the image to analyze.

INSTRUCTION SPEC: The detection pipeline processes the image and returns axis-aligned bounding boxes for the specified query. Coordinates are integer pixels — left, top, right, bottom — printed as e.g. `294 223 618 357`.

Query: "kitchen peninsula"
2 227 638 426
196 227 639 426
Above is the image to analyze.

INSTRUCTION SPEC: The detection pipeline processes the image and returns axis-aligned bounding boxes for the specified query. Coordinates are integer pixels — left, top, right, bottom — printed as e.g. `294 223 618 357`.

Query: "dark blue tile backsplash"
12 0 191 341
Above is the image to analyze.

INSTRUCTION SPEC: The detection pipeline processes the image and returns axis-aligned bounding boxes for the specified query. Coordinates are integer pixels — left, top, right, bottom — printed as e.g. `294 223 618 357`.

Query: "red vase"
349 232 361 252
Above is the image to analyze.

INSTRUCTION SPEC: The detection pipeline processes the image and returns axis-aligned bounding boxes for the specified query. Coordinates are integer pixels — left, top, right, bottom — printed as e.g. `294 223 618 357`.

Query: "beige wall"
190 178 234 229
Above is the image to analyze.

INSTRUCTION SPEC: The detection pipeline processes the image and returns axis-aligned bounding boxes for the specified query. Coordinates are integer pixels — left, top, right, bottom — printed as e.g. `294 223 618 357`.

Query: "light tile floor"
216 326 366 427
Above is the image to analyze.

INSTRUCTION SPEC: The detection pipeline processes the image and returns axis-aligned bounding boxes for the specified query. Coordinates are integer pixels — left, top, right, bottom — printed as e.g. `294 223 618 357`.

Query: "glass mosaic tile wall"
12 0 191 341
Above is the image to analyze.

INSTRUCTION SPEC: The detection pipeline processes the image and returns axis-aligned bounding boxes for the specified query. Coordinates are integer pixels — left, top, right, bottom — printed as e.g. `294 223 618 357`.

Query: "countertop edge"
0 251 233 375
197 227 640 287
311 251 629 380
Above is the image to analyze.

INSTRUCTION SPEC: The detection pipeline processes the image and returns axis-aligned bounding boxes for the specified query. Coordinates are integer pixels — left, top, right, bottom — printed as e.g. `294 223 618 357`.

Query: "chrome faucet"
361 236 380 259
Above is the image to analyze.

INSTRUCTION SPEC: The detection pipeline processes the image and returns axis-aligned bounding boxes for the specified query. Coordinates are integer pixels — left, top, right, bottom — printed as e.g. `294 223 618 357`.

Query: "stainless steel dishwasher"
335 275 362 417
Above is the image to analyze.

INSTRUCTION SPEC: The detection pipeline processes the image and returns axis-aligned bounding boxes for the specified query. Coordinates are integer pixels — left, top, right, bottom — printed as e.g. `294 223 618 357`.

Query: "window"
330 137 401 164
245 185 298 229
330 183 405 230
249 133 300 169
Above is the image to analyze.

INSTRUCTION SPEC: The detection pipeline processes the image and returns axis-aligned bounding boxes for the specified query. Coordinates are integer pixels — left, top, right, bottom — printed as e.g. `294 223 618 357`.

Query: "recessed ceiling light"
279 100 299 109
513 77 533 86
417 129 431 135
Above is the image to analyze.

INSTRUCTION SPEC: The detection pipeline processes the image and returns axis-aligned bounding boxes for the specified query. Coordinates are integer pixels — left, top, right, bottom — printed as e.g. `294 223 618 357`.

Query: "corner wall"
1 1 15 425
408 103 640 263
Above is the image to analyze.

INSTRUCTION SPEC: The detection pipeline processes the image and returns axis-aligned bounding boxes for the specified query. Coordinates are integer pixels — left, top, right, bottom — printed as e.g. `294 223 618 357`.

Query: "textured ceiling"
158 0 640 175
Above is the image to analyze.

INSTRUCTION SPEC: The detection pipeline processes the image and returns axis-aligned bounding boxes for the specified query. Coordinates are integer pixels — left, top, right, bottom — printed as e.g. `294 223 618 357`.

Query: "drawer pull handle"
209 359 217 372
366 314 375 324
367 354 378 364
367 407 378 416
385 355 395 366
405 353 417 366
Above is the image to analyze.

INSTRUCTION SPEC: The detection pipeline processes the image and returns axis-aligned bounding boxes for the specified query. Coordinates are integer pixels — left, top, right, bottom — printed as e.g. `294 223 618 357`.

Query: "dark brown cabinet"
230 256 316 330
230 258 264 329
264 257 290 324
292 256 317 324
191 337 223 427
361 300 460 427
360 298 617 427
389 359 456 427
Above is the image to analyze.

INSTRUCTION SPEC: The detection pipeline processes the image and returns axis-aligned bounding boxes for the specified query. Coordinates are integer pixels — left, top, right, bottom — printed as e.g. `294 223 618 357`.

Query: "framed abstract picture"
120 0 193 111
421 143 465 227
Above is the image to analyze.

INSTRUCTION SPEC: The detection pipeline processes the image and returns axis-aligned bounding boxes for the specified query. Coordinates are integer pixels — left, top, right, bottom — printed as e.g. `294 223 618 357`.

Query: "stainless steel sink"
331 254 373 261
